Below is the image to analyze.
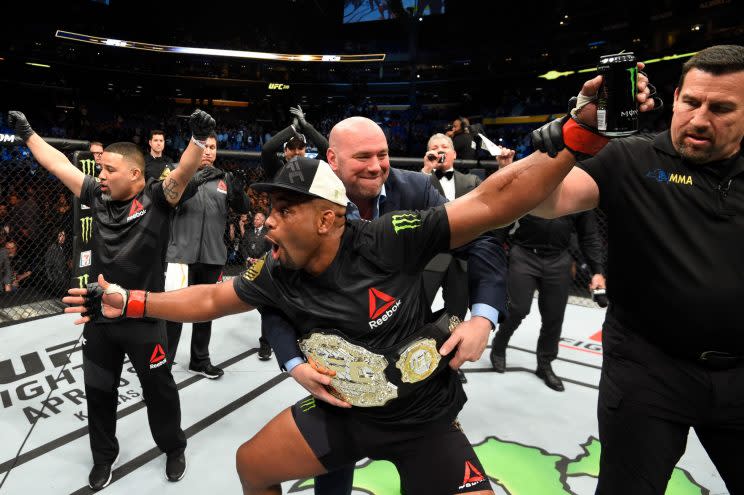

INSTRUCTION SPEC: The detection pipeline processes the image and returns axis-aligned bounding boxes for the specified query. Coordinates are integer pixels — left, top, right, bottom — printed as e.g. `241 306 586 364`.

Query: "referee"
529 45 744 493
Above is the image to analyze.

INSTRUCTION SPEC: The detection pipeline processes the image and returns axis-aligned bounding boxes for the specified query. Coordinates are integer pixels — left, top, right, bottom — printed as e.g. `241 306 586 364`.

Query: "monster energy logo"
76 273 89 289
627 66 638 100
80 217 93 243
391 214 422 234
299 397 316 413
80 159 96 177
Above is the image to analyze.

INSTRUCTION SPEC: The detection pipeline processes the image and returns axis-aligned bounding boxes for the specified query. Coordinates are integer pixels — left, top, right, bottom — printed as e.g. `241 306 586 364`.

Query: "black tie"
435 169 454 180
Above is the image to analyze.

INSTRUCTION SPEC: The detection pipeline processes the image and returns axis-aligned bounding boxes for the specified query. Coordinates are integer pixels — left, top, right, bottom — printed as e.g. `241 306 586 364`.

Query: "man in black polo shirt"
65 70 654 492
9 109 216 490
528 45 744 494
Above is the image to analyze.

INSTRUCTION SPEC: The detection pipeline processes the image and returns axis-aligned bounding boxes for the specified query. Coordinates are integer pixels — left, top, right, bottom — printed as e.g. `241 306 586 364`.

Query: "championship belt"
298 311 460 407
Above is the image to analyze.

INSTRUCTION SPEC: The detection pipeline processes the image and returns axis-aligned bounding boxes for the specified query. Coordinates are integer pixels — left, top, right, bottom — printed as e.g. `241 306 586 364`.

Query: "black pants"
166 262 223 367
83 319 186 464
596 316 744 494
422 254 469 321
492 245 572 365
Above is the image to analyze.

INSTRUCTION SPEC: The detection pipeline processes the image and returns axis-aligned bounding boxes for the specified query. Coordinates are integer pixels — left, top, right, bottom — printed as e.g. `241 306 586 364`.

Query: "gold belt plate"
299 333 398 407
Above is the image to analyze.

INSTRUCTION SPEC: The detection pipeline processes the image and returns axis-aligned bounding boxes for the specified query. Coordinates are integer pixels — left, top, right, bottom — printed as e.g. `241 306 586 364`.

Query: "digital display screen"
344 0 445 24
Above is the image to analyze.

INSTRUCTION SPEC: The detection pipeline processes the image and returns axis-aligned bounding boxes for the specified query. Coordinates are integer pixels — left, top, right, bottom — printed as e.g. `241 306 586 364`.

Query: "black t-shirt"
453 132 476 160
578 130 744 355
80 175 183 292
144 155 173 181
233 206 466 425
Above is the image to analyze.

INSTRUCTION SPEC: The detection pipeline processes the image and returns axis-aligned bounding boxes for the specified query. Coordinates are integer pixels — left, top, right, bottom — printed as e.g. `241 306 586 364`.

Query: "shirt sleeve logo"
242 257 265 281
391 213 422 234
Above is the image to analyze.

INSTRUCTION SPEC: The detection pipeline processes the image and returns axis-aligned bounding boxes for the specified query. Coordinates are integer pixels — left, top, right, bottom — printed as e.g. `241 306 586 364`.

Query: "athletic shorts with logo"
292 396 490 494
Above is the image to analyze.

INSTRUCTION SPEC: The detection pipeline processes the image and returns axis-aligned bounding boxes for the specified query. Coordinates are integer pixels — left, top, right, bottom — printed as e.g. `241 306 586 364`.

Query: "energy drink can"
596 52 639 136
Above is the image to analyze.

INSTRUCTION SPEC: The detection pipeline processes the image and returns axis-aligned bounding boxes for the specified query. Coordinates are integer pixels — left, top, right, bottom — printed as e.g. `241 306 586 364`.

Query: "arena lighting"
26 62 51 68
539 51 698 80
55 30 386 63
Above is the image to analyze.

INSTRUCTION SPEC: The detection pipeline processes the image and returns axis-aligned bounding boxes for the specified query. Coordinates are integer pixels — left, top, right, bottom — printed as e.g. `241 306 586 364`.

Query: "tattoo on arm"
163 177 180 201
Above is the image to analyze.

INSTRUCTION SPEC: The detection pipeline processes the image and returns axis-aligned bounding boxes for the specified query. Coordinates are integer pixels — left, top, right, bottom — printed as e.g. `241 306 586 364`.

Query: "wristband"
563 118 610 157
126 290 147 318
191 136 206 149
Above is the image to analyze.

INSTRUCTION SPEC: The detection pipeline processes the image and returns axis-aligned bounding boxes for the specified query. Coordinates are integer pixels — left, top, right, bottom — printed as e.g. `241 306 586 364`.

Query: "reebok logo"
368 288 402 329
127 199 146 222
458 460 486 490
149 344 167 369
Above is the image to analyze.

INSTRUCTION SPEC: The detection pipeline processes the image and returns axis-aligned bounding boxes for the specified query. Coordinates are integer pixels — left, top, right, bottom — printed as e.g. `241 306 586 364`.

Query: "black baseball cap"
284 133 307 150
251 157 349 207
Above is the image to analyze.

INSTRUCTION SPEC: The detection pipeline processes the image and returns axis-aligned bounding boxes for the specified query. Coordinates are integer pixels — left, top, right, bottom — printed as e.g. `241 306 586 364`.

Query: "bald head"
326 116 390 204
329 116 385 149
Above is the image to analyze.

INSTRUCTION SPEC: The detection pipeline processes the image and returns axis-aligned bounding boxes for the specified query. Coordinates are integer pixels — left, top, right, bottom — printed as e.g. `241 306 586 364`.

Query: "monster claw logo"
391 213 421 234
627 66 638 100
76 273 89 288
80 217 93 243
80 159 97 177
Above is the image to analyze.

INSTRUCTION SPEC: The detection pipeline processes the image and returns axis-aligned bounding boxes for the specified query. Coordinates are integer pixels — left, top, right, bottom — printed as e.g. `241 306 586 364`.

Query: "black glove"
531 116 567 159
8 111 35 142
531 98 609 161
81 282 125 323
289 106 307 129
189 109 216 141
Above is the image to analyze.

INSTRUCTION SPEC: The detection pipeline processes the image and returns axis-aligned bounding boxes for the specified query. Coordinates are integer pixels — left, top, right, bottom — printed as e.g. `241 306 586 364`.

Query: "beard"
101 193 112 202
673 139 717 164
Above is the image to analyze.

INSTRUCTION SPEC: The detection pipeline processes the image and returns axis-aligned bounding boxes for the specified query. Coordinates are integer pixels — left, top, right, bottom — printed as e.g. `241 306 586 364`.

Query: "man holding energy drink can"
531 44 744 494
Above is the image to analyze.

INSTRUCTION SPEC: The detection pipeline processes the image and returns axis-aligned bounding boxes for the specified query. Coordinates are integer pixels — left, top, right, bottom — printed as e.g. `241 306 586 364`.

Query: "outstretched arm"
63 274 252 325
447 67 654 248
162 110 216 207
446 149 576 248
9 111 85 197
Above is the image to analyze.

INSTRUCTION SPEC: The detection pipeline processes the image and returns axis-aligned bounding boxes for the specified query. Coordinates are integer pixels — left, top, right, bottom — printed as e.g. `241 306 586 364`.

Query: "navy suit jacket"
260 167 508 369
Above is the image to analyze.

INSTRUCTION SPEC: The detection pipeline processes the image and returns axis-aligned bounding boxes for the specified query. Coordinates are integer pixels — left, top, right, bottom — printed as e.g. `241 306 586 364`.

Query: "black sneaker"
258 338 272 361
188 363 224 379
88 453 119 490
166 451 186 482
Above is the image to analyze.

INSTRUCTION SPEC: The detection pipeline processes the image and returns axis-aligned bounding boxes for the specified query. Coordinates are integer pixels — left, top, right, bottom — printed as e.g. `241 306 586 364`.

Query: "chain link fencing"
0 145 76 325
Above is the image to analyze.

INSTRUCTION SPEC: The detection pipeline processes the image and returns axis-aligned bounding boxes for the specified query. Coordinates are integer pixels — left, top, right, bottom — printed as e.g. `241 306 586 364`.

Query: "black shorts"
291 396 490 494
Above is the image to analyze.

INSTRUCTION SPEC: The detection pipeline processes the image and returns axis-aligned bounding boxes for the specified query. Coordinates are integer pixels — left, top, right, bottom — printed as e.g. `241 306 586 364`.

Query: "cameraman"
447 117 476 160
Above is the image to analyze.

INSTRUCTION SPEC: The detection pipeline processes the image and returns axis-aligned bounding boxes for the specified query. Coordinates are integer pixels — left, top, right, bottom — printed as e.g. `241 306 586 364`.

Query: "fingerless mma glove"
82 282 148 322
531 97 609 161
